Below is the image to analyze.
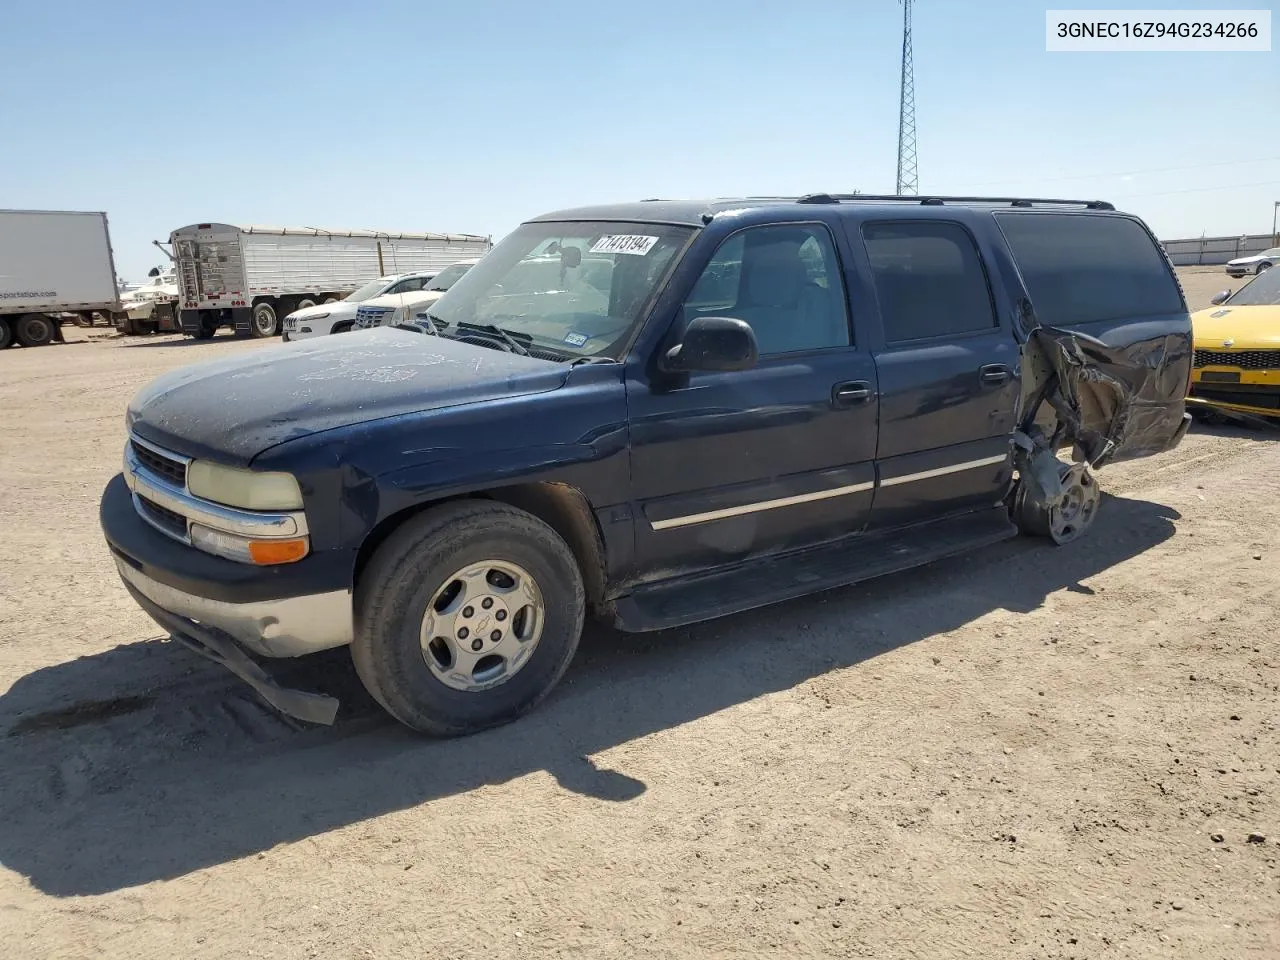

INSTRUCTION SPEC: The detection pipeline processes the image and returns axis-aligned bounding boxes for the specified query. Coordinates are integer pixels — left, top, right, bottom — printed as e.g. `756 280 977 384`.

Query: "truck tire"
74 312 95 328
14 314 56 347
322 296 339 304
193 317 217 340
352 500 586 737
296 298 317 310
0 318 12 349
251 302 278 338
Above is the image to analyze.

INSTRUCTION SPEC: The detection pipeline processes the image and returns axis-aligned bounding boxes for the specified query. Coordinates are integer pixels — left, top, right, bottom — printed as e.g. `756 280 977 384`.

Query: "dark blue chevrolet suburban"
101 194 1193 735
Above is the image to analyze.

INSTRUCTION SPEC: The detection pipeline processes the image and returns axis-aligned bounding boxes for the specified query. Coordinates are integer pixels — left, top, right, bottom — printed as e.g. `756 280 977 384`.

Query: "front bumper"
101 473 355 657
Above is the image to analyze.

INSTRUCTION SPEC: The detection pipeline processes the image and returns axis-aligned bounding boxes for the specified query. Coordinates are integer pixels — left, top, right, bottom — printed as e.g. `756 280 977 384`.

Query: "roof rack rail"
805 194 1115 211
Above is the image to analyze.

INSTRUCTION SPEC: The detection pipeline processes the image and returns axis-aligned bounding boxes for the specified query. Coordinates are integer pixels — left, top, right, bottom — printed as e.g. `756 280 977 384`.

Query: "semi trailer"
171 223 492 339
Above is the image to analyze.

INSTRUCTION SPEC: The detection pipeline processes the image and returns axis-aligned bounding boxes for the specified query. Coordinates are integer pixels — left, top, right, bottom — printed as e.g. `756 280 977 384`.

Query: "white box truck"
171 223 493 339
0 209 122 349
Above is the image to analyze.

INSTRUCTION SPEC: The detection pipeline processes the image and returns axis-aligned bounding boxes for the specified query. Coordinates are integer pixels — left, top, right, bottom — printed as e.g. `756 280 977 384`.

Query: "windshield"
426 221 693 358
345 278 396 303
1227 266 1280 307
425 262 473 292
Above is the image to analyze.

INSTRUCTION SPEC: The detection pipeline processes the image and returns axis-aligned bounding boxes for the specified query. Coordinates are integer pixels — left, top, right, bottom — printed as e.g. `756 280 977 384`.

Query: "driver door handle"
833 380 873 407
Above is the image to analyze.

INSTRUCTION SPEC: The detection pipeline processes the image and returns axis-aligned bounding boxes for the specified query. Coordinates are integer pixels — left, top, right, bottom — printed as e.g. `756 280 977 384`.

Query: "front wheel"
352 501 585 737
1258 262 1273 275
250 302 278 338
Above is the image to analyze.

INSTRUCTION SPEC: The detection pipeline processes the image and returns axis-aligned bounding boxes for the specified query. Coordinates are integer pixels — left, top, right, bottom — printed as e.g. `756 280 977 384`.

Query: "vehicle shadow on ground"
0 493 1179 896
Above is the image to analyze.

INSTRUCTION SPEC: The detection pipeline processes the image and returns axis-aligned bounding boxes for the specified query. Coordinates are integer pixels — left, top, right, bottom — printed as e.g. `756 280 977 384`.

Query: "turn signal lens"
247 538 309 565
190 524 310 565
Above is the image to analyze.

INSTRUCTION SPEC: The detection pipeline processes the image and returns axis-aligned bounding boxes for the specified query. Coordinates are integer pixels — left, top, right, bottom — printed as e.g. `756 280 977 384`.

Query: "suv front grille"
1193 349 1280 371
131 439 187 487
137 495 188 538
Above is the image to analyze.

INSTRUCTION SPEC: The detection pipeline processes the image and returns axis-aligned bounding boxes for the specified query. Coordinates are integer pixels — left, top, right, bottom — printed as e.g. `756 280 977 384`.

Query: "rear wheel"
1015 461 1101 545
353 500 585 737
322 296 339 304
0 319 12 349
250 302 278 338
74 312 95 328
296 297 317 311
193 317 217 340
14 314 56 347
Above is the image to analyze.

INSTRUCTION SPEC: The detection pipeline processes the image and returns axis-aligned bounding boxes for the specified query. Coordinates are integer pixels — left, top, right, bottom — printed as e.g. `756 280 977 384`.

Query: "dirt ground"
1 266 1276 959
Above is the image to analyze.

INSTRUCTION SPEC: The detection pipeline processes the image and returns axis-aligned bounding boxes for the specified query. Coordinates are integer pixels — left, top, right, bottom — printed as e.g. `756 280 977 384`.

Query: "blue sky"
3 0 1277 280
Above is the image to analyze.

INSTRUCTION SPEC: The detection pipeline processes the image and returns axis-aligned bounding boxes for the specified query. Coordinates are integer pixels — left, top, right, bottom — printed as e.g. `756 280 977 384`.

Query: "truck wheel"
251 303 278 338
1014 461 1101 545
0 319 11 349
296 298 317 310
74 312 95 328
352 500 585 737
14 315 56 347
193 317 217 340
322 296 339 304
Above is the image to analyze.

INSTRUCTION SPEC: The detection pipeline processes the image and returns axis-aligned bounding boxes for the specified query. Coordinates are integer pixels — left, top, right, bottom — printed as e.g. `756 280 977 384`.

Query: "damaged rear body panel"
995 210 1193 502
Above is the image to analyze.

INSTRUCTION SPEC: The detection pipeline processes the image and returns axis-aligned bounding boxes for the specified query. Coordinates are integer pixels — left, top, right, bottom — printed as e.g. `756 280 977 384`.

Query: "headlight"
304 312 329 321
187 460 304 511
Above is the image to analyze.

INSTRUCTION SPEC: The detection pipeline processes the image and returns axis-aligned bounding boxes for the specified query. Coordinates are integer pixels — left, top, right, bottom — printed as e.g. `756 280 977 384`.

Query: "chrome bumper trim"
114 558 353 658
124 440 308 540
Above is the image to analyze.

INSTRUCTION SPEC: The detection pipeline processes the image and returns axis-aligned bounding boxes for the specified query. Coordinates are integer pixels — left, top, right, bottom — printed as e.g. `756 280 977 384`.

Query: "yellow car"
1189 265 1280 420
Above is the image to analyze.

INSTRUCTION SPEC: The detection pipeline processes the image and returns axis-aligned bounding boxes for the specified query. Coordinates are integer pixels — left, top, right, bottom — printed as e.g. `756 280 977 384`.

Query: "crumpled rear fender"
1017 321 1193 471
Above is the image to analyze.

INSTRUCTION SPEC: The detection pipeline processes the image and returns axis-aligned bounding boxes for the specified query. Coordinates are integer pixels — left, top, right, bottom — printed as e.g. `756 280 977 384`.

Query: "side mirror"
1210 289 1231 306
660 316 758 373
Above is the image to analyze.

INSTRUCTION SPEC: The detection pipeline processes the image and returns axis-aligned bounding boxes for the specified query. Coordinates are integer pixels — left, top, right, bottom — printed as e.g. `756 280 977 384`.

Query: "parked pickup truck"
100 194 1193 736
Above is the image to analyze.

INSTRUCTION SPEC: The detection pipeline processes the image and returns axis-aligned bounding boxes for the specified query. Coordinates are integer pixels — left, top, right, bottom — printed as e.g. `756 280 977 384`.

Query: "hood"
1191 304 1280 348
126 328 568 464
358 290 437 310
286 301 352 321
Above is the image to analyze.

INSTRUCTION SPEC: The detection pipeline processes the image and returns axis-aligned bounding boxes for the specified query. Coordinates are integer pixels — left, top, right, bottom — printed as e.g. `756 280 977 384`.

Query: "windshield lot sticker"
590 234 659 256
562 331 589 347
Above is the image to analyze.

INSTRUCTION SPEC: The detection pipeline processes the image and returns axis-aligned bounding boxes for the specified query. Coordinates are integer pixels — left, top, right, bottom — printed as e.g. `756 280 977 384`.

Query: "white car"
352 258 482 331
1226 247 1279 279
281 271 438 342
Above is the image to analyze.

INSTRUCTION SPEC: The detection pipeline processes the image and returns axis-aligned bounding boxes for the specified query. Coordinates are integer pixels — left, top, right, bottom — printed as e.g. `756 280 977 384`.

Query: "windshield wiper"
461 322 530 356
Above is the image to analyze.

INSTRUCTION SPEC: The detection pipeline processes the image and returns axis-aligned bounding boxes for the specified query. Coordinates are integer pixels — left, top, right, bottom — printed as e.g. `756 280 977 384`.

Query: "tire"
296 298 317 311
0 319 12 350
322 296 339 304
193 317 216 340
331 320 354 334
14 314 56 347
1014 461 1101 545
1258 262 1273 275
74 312 95 328
353 500 586 737
250 302 278 338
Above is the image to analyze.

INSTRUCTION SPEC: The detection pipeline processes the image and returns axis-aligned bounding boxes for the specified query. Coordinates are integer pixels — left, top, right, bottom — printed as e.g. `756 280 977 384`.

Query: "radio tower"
896 0 918 195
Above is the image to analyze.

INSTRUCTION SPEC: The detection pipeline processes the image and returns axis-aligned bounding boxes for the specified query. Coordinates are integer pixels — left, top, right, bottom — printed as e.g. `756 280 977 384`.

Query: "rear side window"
994 212 1183 326
861 221 997 343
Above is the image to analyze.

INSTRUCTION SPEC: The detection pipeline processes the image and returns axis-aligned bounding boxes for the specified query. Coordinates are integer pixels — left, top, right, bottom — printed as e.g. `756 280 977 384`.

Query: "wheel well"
352 482 609 612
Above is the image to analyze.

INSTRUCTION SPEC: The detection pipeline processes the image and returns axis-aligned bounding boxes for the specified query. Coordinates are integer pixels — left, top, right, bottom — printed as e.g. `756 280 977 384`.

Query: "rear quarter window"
993 212 1184 326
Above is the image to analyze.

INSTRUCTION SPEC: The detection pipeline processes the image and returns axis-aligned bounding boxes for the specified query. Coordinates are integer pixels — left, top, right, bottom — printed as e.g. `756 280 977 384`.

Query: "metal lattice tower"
896 0 918 195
